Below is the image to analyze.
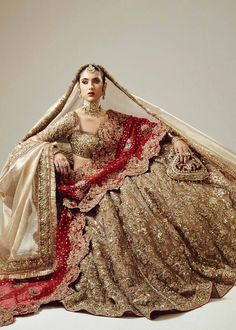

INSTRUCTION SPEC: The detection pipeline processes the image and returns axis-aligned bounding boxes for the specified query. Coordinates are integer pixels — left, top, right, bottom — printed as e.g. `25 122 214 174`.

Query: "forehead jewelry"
86 64 96 73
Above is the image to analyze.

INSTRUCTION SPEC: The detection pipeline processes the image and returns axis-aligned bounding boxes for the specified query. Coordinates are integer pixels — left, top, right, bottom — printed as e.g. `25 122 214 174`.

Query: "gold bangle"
52 143 61 156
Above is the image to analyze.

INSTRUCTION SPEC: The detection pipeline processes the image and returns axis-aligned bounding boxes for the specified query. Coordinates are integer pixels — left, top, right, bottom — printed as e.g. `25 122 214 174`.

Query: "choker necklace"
81 99 103 117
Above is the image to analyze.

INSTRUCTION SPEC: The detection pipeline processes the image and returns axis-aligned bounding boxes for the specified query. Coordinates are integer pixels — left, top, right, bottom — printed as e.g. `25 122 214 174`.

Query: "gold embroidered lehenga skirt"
60 142 236 318
0 140 236 326
0 133 236 325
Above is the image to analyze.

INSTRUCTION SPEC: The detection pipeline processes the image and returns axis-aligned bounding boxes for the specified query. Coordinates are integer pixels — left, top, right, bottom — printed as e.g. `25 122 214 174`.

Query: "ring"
179 151 191 156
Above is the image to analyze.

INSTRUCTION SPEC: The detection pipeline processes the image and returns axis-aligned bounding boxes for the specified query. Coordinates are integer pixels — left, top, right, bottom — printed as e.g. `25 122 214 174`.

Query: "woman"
0 63 235 326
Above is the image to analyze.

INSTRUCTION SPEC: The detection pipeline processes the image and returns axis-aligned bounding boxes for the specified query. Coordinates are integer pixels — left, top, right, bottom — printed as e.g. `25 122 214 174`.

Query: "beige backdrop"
0 0 236 170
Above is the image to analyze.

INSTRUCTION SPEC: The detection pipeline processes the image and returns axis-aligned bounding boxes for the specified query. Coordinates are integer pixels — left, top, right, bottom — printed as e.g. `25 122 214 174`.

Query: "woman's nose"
88 81 94 89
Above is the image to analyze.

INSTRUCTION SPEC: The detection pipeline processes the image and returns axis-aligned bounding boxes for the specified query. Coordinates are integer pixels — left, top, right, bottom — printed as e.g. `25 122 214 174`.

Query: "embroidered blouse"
35 109 170 212
37 109 126 159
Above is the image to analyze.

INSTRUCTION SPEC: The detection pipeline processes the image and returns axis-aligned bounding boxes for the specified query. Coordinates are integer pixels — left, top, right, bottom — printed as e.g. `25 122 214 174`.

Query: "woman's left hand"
173 139 192 164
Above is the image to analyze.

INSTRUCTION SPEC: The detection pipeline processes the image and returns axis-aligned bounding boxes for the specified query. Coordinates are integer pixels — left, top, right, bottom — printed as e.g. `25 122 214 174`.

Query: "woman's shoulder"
107 108 130 122
57 110 79 121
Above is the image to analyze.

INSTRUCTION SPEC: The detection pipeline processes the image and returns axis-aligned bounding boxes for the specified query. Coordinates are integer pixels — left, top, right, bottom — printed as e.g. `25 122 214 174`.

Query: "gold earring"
102 91 105 100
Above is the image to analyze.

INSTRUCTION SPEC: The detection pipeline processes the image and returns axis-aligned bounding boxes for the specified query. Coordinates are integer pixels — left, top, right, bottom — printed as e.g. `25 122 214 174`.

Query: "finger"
176 149 182 163
63 164 68 176
64 164 70 176
68 167 72 176
67 163 72 175
54 161 60 173
179 150 183 163
182 149 188 163
62 162 69 176
67 164 71 174
58 162 64 175
175 146 180 156
66 163 72 176
66 161 71 175
185 149 192 163
58 166 63 175
61 163 67 176
57 165 63 175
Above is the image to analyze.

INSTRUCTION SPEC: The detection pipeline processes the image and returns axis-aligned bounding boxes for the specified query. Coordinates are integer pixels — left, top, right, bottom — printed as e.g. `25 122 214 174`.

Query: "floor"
9 284 236 330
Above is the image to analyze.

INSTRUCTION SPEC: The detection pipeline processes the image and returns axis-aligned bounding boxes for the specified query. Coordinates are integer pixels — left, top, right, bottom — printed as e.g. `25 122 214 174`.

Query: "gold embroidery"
0 144 57 279
34 110 125 160
166 145 209 181
37 111 79 142
62 154 236 318
1 122 236 326
76 118 168 212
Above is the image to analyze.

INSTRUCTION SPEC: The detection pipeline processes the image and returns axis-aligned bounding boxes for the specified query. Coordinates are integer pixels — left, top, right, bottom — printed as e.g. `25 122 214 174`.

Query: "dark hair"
77 63 106 84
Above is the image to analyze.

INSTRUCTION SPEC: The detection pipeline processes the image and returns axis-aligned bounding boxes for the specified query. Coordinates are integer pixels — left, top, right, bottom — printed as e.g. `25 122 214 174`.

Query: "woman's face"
79 69 106 103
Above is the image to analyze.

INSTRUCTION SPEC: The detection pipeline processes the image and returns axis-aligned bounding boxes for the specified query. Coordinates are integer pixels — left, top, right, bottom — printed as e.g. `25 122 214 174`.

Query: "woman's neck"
81 99 102 116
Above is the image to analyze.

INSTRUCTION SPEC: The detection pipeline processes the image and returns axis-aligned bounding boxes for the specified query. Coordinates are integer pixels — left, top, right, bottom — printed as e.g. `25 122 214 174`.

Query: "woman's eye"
81 79 100 84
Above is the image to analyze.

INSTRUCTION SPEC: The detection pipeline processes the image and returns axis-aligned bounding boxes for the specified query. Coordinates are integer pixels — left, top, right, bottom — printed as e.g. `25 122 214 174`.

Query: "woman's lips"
88 92 95 96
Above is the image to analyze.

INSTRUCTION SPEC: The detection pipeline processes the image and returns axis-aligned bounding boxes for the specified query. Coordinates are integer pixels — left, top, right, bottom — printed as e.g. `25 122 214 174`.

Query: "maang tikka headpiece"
78 64 96 97
85 64 106 101
86 64 96 73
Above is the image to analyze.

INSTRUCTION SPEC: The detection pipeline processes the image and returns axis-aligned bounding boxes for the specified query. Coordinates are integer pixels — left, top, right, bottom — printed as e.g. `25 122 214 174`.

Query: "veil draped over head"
0 63 236 279
22 64 236 175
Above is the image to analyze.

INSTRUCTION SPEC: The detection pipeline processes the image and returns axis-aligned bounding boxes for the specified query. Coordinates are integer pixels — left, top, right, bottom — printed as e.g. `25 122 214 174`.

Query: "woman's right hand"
54 153 71 176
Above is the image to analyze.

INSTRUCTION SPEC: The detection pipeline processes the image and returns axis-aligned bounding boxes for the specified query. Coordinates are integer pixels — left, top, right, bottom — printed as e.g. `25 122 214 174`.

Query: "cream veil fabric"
0 143 47 260
0 63 235 278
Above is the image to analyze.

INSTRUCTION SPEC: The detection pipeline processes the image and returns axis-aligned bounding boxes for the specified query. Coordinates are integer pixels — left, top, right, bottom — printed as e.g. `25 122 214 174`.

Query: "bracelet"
52 143 61 156
167 132 184 144
167 131 175 140
52 142 74 164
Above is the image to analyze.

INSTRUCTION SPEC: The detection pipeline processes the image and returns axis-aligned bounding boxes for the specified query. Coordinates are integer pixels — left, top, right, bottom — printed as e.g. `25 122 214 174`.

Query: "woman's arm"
164 131 192 164
27 112 79 175
28 111 79 142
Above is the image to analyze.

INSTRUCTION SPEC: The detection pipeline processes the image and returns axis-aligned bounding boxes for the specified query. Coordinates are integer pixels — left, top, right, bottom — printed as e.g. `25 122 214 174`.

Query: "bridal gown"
0 107 236 326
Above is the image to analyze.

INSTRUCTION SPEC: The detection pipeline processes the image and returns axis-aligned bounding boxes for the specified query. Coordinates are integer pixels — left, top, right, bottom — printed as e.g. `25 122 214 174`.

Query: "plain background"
0 0 236 168
0 1 236 329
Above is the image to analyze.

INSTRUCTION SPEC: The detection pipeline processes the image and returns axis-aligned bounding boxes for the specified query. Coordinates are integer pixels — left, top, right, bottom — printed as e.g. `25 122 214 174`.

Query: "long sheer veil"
22 64 236 177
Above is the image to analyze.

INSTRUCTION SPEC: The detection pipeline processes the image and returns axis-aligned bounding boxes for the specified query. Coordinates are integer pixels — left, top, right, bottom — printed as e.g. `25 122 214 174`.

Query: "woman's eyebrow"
82 77 100 80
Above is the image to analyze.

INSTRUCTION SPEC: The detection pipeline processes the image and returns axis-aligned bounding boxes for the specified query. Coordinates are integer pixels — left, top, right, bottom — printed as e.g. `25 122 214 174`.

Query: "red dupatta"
57 113 168 206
